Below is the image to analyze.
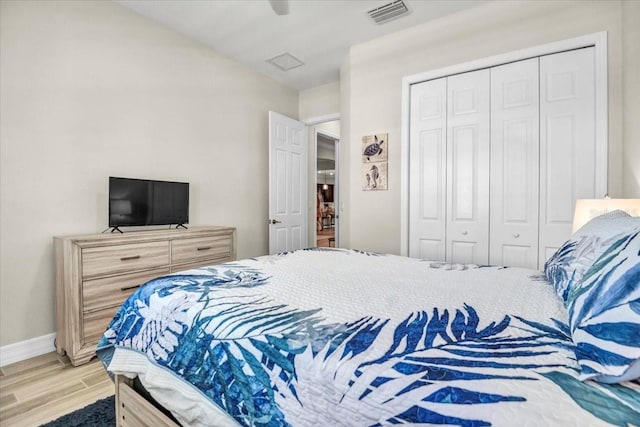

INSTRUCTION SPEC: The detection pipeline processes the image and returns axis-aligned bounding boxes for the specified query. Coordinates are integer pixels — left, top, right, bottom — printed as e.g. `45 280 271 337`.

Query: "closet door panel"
490 58 540 269
409 78 447 260
446 69 490 265
539 47 596 267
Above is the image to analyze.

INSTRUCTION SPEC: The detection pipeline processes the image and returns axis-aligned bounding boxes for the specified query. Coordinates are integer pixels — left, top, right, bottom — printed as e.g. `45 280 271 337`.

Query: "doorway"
311 121 339 248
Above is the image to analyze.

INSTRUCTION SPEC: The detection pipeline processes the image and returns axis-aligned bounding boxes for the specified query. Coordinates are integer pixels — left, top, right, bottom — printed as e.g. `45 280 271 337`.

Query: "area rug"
40 395 115 427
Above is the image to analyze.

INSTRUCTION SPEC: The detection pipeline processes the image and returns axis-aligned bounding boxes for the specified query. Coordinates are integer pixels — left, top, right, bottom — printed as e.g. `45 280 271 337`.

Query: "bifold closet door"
446 70 490 265
409 47 599 268
409 78 447 260
489 58 540 269
539 47 596 265
408 70 490 263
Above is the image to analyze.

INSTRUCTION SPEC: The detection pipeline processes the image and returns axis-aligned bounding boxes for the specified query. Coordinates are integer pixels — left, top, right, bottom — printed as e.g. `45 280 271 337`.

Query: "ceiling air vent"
367 0 411 25
266 52 304 72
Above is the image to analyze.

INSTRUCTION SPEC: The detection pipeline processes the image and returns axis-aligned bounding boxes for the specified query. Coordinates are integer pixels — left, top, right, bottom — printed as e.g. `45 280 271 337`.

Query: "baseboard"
0 333 56 367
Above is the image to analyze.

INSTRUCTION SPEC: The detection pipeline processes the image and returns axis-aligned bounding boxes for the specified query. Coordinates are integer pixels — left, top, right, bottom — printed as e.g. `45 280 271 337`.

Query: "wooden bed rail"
115 375 180 427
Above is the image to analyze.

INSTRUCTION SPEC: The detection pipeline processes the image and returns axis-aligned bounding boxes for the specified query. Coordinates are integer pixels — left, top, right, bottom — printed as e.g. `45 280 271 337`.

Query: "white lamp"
572 198 640 233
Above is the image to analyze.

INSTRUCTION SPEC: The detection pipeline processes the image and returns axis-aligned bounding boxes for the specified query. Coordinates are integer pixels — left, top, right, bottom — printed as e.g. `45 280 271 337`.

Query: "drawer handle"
120 255 141 261
120 284 141 292
197 246 212 251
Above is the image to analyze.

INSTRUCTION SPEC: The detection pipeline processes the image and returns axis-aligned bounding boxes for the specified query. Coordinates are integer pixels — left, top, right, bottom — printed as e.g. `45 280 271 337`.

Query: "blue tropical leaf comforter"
97 248 640 426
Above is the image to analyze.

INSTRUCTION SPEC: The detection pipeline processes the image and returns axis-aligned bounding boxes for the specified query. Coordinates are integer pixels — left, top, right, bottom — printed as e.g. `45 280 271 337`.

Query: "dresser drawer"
83 267 170 313
171 235 232 264
83 306 121 344
82 241 169 279
171 257 233 273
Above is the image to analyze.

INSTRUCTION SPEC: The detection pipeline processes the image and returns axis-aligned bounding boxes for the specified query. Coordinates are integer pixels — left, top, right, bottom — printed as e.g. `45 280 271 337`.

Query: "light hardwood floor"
0 352 113 426
316 228 335 248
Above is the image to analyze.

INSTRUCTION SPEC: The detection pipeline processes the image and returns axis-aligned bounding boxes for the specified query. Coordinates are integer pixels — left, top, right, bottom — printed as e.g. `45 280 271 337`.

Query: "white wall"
299 82 340 121
0 0 298 347
622 0 640 196
342 0 638 255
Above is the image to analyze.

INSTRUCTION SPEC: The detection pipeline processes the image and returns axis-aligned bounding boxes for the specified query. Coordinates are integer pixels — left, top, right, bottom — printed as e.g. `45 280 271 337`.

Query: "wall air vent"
367 0 411 25
266 52 304 72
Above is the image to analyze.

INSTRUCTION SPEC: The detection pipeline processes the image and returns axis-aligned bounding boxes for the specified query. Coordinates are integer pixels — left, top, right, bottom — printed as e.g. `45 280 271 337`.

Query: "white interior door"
539 47 596 265
490 58 540 269
446 69 490 265
409 77 447 260
269 111 307 254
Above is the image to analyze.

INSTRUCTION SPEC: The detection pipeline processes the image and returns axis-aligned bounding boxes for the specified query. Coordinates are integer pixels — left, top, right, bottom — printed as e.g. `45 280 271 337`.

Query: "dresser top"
54 226 235 246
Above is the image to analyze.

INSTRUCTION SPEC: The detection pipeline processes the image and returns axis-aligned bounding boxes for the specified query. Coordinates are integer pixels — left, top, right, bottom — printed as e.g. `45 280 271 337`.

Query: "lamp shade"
572 198 640 233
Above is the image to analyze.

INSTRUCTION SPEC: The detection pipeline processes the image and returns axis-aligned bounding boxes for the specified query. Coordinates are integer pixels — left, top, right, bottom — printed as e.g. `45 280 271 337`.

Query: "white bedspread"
98 248 640 426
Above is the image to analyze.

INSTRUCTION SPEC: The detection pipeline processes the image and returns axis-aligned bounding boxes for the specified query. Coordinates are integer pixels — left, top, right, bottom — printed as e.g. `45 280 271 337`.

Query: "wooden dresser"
54 226 236 366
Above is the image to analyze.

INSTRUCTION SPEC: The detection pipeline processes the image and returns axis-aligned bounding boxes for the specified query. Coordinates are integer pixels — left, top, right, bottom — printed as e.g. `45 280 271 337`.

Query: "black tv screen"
109 177 189 227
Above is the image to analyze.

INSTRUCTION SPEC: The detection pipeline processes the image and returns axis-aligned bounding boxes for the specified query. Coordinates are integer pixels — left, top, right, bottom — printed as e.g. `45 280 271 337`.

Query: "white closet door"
490 58 540 269
539 47 596 266
409 78 447 260
446 69 490 265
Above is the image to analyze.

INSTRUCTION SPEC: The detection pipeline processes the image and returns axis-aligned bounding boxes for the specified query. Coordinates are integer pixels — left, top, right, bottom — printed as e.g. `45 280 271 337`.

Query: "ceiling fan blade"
268 0 289 15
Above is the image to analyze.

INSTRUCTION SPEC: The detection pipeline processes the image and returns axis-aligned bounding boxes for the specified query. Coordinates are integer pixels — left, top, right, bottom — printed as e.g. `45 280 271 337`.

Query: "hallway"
316 228 335 248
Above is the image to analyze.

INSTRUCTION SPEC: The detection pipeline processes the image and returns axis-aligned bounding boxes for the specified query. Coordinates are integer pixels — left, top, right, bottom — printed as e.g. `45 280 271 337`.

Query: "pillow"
567 230 640 383
544 211 640 303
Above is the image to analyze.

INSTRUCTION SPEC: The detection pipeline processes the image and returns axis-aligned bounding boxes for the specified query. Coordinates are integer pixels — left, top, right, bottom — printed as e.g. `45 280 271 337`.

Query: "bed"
98 215 640 426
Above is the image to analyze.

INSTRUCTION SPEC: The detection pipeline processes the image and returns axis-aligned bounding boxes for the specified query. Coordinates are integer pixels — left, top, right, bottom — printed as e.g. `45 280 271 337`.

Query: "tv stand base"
175 224 188 229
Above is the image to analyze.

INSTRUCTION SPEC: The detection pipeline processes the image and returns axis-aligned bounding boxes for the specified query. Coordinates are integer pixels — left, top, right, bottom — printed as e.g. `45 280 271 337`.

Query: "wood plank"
0 352 114 427
81 369 112 388
0 359 66 388
8 384 114 427
0 393 17 407
0 381 88 422
8 359 106 401
118 376 178 427
0 351 65 376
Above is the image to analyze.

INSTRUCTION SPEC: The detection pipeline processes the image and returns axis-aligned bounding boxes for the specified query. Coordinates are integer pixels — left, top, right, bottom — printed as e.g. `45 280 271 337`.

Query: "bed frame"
115 375 179 427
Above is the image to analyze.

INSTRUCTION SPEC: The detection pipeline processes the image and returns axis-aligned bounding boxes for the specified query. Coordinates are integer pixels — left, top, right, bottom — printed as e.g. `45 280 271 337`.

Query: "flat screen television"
109 177 189 228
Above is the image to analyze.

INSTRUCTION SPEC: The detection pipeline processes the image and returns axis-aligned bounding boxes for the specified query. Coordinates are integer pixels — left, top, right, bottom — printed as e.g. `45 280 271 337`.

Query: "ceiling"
115 0 485 90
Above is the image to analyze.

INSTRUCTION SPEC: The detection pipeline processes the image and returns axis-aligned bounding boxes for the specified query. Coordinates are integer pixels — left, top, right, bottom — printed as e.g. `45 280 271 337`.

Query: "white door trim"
304 113 340 126
400 31 608 256
314 129 340 247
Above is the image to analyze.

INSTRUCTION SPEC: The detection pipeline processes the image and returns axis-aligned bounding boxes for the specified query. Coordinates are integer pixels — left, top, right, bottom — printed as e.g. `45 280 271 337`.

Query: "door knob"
269 219 282 224
513 233 520 238
461 230 468 236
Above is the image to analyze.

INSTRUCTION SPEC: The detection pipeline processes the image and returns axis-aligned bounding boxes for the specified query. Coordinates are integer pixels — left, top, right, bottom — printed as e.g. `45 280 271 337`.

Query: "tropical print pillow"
567 230 640 383
544 211 639 304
